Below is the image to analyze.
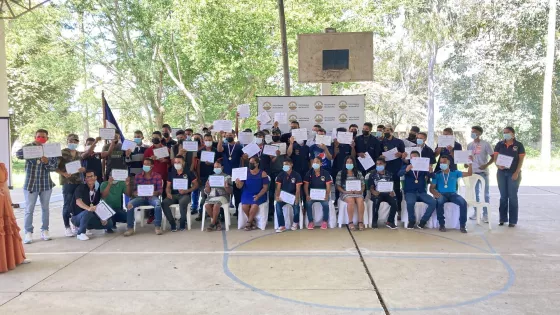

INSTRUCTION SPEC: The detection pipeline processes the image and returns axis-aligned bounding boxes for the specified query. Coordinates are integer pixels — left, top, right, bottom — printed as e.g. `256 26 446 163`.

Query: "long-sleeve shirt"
16 143 58 192
134 171 163 196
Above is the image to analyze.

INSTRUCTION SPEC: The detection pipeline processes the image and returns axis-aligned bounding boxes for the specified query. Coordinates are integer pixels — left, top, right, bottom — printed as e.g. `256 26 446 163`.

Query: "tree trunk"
427 41 438 148
80 11 90 139
541 0 556 168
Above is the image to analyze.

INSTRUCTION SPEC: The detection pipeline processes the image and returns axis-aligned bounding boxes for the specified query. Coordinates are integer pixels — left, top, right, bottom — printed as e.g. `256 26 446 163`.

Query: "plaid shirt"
134 171 163 196
16 143 58 192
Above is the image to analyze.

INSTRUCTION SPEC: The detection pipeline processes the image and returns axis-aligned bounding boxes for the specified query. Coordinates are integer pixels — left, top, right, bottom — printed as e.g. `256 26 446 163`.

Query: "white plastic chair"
337 198 370 228
237 202 269 230
274 202 304 230
162 204 192 231
133 205 154 232
304 200 337 228
201 196 232 231
462 174 492 230
400 199 436 228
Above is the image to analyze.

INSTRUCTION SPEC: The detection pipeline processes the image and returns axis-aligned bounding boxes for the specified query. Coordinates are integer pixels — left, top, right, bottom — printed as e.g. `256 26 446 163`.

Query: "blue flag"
103 95 124 142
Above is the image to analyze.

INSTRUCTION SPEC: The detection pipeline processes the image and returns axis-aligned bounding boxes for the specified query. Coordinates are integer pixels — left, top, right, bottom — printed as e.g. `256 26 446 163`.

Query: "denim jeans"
305 200 329 222
404 192 436 223
474 172 490 216
275 201 301 227
435 193 467 227
62 184 80 228
162 194 192 229
128 197 163 227
371 193 398 224
191 189 200 210
71 210 113 235
497 170 521 224
111 209 127 228
24 189 53 233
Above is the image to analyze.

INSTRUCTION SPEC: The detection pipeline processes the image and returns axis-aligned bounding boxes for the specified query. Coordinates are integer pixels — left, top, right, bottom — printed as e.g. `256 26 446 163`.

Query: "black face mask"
152 138 161 145
352 131 357 137
249 163 257 170
227 137 235 143
384 133 391 138
362 130 370 136
162 132 170 139
272 136 280 142
408 133 416 140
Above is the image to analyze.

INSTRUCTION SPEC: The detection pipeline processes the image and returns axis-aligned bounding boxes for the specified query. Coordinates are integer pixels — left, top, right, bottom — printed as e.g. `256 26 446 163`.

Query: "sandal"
251 222 258 230
216 223 223 231
358 222 365 231
244 222 252 231
348 221 355 231
206 223 216 232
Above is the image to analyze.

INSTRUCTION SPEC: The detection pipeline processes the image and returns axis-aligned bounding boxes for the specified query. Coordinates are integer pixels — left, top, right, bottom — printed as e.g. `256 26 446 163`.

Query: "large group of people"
13 116 525 244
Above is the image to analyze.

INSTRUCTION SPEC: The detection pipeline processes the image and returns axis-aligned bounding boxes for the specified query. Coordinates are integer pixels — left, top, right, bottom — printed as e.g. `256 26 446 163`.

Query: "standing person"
196 133 220 220
280 120 300 143
102 134 126 181
162 156 198 231
381 125 405 216
143 131 171 224
1 163 29 272
16 129 59 244
309 128 334 173
161 124 177 149
368 157 398 230
413 132 437 165
266 130 287 221
274 159 302 232
217 130 244 215
303 157 333 230
336 156 366 231
56 134 86 237
306 124 322 146
82 136 117 184
125 130 147 177
355 122 382 175
494 127 525 227
467 126 494 223
348 124 359 139
375 125 385 140
235 157 269 231
435 127 462 172
332 127 356 202
405 126 420 145
203 161 233 231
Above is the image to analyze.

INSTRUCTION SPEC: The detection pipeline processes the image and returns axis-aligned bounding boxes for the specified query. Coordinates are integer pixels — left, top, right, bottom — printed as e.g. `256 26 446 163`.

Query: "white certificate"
209 175 225 187
183 141 199 152
99 128 116 140
138 184 154 197
242 143 261 158
345 180 362 191
315 135 332 146
272 142 287 155
238 132 254 145
454 150 472 164
257 111 271 123
382 148 399 161
213 120 233 132
265 135 273 144
496 154 514 168
42 143 62 158
274 112 287 124
263 145 278 156
65 160 82 174
403 139 417 147
337 132 353 145
358 152 375 171
154 147 169 159
122 139 136 151
437 135 455 148
376 181 394 193
280 191 296 205
291 128 308 142
95 201 115 221
112 169 129 181
411 157 430 172
331 128 338 139
231 167 248 181
405 147 420 160
173 178 189 190
23 146 44 159
237 104 250 118
200 151 216 163
310 188 326 201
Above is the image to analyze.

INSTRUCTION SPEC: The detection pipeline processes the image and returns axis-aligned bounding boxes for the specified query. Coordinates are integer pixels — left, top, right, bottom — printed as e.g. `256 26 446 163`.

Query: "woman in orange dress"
0 162 27 273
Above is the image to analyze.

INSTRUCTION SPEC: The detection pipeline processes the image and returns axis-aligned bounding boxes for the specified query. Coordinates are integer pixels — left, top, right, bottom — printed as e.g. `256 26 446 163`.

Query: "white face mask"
174 163 183 170
204 141 213 147
255 138 263 145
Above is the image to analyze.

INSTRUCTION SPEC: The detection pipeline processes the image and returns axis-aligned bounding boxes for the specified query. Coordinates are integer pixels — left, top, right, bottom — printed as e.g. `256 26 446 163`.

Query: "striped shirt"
16 143 58 192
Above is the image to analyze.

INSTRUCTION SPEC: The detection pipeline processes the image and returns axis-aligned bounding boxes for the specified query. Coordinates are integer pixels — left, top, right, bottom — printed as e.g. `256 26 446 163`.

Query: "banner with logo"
257 95 365 135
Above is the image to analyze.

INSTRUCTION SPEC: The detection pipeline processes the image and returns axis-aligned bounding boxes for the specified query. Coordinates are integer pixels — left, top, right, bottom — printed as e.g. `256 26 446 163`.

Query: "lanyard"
442 172 450 188
413 171 419 184
228 143 236 160
89 189 96 205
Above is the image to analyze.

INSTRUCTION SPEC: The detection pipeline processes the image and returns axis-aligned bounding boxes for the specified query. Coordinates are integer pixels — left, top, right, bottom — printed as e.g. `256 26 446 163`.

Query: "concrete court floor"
1 185 559 315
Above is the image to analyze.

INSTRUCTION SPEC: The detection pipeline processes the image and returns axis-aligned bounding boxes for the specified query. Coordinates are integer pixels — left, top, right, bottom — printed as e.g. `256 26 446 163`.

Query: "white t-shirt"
467 140 494 173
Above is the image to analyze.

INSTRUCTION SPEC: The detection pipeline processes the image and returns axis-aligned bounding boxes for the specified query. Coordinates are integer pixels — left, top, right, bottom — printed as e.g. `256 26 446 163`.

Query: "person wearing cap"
494 127 525 227
466 126 494 223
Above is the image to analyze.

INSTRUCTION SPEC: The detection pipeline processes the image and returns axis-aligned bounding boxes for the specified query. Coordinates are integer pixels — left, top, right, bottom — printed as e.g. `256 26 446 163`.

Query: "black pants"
371 193 398 224
268 172 279 219
391 172 402 214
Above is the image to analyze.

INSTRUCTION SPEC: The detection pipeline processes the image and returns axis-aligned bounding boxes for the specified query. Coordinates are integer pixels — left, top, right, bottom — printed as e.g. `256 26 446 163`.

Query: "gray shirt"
467 139 493 174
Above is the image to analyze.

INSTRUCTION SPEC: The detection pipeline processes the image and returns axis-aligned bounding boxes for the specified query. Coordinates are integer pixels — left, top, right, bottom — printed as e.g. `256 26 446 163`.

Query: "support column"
0 20 12 187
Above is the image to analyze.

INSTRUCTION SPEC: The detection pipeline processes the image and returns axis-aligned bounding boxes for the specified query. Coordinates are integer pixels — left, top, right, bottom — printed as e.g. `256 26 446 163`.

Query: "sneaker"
171 225 177 232
195 214 202 222
291 223 299 231
276 226 286 233
105 228 114 234
155 227 162 235
469 214 477 220
41 230 51 241
24 232 33 244
70 223 77 235
179 222 186 231
483 215 489 223
508 223 516 228
439 225 447 232
77 233 89 241
123 229 134 237
386 222 398 230
307 222 314 230
499 222 505 226
417 220 427 230
190 209 198 215
371 223 378 229
65 228 75 237
406 222 415 230
460 226 468 233
86 229 93 236
320 221 328 230
147 215 155 224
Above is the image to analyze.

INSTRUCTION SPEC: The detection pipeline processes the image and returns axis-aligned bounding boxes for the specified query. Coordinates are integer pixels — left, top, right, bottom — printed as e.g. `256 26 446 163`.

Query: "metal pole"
278 0 291 96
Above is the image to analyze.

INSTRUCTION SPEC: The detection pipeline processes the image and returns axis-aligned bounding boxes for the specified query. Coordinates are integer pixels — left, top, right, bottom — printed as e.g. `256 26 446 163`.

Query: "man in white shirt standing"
466 126 494 223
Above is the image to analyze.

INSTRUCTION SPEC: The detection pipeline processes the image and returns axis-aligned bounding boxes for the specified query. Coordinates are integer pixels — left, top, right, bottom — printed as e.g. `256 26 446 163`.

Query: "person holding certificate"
274 159 302 232
217 130 244 215
493 127 525 227
355 123 382 176
203 161 233 231
309 128 334 173
236 157 269 231
162 156 198 231
124 130 148 177
143 131 171 193
125 159 164 236
195 133 220 220
16 129 59 244
100 175 132 233
303 157 333 230
434 128 462 172
403 132 436 166
287 134 310 191
71 171 113 241
335 156 365 231
332 127 356 202
381 125 405 218
264 130 287 221
398 150 437 230
368 157 398 229
429 155 473 233
81 136 118 184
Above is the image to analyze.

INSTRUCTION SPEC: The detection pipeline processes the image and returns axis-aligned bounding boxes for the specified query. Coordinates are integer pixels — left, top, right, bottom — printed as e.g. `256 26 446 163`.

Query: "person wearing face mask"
306 124 322 147
81 136 116 184
466 126 494 223
402 132 436 166
376 125 385 140
236 157 270 231
368 158 398 229
143 131 171 194
196 133 220 219
279 120 300 144
274 159 303 232
16 129 59 244
71 171 113 241
430 155 473 233
217 130 244 214
336 156 365 231
332 127 356 203
381 125 406 217
161 124 177 149
303 157 333 230
494 127 525 227
102 133 126 182
405 126 420 146
309 128 334 174
287 134 310 203
125 130 147 177
55 134 87 237
349 124 359 139
261 130 288 221
434 127 462 172
203 161 233 231
162 156 198 231
100 175 132 233
355 122 382 176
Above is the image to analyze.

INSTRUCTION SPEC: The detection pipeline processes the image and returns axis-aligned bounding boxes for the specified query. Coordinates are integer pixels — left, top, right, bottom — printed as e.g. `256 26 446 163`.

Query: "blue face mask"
471 133 478 140
345 164 354 170
440 164 449 171
142 165 152 173
68 143 78 150
312 163 320 170
134 138 142 145
503 133 512 140
375 131 382 138
214 168 222 174
282 165 291 172
376 165 385 172
94 181 100 191
417 139 424 145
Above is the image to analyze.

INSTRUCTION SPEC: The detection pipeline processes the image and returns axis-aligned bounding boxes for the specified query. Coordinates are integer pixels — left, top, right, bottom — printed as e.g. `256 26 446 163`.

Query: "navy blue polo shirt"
435 141 462 171
280 132 292 144
333 143 352 171
355 135 382 171
221 142 243 175
419 145 437 165
397 164 432 193
168 169 197 195
198 148 219 179
304 168 333 190
290 143 310 176
275 170 302 195
494 139 525 171
310 144 334 171
381 137 405 173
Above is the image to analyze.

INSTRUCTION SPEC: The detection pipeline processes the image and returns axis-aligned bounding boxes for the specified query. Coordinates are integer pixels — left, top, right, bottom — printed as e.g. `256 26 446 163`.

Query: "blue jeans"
404 192 436 223
435 193 467 227
128 197 163 227
474 172 490 216
62 184 80 228
275 201 301 227
24 189 53 233
497 170 521 224
71 210 113 235
305 200 329 222
191 189 199 211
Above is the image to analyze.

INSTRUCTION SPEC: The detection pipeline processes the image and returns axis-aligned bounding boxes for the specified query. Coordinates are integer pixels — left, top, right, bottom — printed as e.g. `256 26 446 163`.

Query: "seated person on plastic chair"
304 157 333 230
368 157 398 230
204 161 232 232
236 157 269 231
100 175 132 233
429 155 472 233
72 170 113 241
336 156 366 231
398 150 436 230
125 158 164 236
162 156 198 232
274 158 302 233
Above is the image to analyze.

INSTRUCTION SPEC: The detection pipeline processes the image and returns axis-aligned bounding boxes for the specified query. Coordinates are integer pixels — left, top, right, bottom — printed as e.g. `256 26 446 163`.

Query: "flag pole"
102 90 107 128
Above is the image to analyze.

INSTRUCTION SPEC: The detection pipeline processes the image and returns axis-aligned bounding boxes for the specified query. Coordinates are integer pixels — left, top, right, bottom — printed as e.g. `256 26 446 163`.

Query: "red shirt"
144 146 171 181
